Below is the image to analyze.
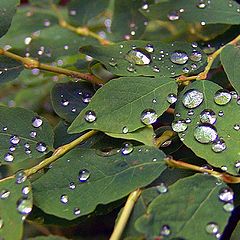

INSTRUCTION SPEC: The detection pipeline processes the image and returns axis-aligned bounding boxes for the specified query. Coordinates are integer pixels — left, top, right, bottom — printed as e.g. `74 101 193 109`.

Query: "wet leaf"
0 178 32 240
221 45 240 95
33 146 166 219
0 0 20 39
174 80 240 175
135 174 232 239
79 40 207 77
51 82 95 123
0 106 54 166
28 236 68 240
68 76 177 134
143 0 240 25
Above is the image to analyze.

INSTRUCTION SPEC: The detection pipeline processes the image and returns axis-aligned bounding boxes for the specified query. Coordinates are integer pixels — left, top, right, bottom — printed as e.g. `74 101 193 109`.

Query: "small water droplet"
69 182 76 190
125 48 151 65
10 135 20 145
140 109 158 125
235 160 240 169
223 202 234 212
24 37 32 45
233 124 240 131
0 189 10 199
194 124 218 143
218 187 234 202
78 169 90 182
30 131 37 138
32 116 43 128
214 90 232 105
152 66 160 73
200 21 206 26
17 198 32 214
172 119 188 133
212 139 226 153
15 171 27 184
170 50 188 65
122 126 129 134
187 110 195 116
145 44 154 53
60 194 69 204
121 142 134 155
4 152 14 162
36 142 47 152
109 57 117 67
206 222 219 234
200 109 217 124
218 111 224 117
182 67 190 73
61 99 69 107
167 93 177 104
161 225 171 236
196 0 208 9
22 186 31 195
0 218 4 229
167 10 180 21
74 207 81 215
182 89 204 108
2 126 7 131
161 140 172 147
189 50 202 62
157 183 168 193
84 110 97 123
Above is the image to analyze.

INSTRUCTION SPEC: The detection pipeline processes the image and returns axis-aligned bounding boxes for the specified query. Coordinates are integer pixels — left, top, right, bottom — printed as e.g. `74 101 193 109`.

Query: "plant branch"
0 49 104 84
109 189 142 240
155 130 176 148
177 34 240 83
50 3 112 46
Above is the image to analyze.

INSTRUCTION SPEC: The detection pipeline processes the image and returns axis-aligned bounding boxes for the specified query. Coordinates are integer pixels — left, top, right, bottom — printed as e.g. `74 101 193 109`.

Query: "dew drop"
189 50 202 62
212 139 226 153
125 48 151 65
152 66 160 73
22 186 31 195
182 67 190 73
157 183 168 193
214 90 232 105
30 131 37 138
182 89 204 109
145 44 154 53
127 64 136 72
15 171 27 184
32 116 43 128
140 109 158 125
170 50 188 65
84 110 97 123
121 142 134 155
235 160 240 168
74 207 81 215
0 190 10 199
82 92 92 104
78 169 90 182
218 187 234 202
187 110 195 116
122 126 129 134
206 222 219 234
223 202 234 212
218 111 224 117
171 119 188 133
167 10 180 21
167 93 177 104
109 57 117 67
200 109 217 124
10 135 20 145
0 218 3 229
194 124 218 143
61 99 69 107
196 0 207 9
161 225 171 236
17 198 32 214
233 124 240 131
36 142 47 152
60 194 69 204
69 182 76 190
161 140 172 147
4 152 14 162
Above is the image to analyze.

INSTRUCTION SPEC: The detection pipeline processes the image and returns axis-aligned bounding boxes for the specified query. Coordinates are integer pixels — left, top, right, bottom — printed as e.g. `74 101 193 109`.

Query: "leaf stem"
0 49 104 84
155 130 176 148
177 34 240 83
109 189 142 240
50 3 112 46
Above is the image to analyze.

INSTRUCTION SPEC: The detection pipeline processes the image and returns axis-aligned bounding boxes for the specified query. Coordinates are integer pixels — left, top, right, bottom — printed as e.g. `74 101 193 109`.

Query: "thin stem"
109 189 142 240
0 49 104 84
155 130 176 148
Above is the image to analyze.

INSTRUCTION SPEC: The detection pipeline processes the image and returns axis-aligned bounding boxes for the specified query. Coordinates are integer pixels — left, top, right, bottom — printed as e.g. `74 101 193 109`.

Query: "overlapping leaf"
79 40 207 77
33 147 166 219
135 174 232 239
0 178 33 240
142 0 240 25
0 106 54 166
68 76 177 134
221 45 240 95
174 80 240 175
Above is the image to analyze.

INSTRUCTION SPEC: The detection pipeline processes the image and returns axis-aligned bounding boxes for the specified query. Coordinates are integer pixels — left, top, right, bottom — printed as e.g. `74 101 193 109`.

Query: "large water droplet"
212 139 226 153
206 222 219 234
214 90 232 105
161 225 171 236
167 10 180 21
167 93 177 104
84 110 97 123
121 142 134 155
140 109 158 125
78 169 90 182
32 116 43 128
200 109 217 124
60 194 69 204
170 50 188 65
182 89 204 108
125 48 151 65
0 189 10 199
218 187 234 202
4 152 14 162
36 142 47 152
17 198 32 214
194 124 218 143
10 135 20 145
171 119 188 133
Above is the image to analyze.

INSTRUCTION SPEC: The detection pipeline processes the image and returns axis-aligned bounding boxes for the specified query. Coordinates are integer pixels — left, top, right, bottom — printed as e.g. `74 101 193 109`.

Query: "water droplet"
30 131 37 138
0 190 10 199
17 198 32 214
4 152 14 162
167 10 180 21
200 109 217 124
212 139 226 153
152 66 160 73
200 21 206 26
167 93 177 104
185 117 191 124
218 111 224 117
157 183 168 193
78 169 90 182
121 142 134 155
69 182 76 190
161 225 171 236
2 126 7 131
15 171 27 184
194 124 218 143
82 92 92 104
10 135 20 145
182 67 190 73
24 37 32 45
0 218 3 229
43 19 51 27
61 99 69 106
145 44 154 53
235 160 240 168
171 119 188 133
22 186 31 195
214 90 232 105
206 222 219 234
125 48 151 65
170 50 188 65
189 50 202 62
187 110 195 116
84 110 97 123
74 207 81 215
218 187 234 202
36 142 47 152
197 0 207 9
233 124 240 131
223 202 234 212
60 194 69 204
32 116 43 128
161 140 172 147
109 57 117 67
182 89 204 108
122 126 129 134
140 109 158 125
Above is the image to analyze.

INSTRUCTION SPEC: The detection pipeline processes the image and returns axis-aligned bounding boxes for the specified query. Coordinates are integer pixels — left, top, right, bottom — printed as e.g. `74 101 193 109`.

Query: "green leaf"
231 219 240 240
0 178 33 240
143 0 240 25
0 106 54 166
0 0 20 38
68 76 177 134
174 80 240 175
221 45 240 95
106 126 155 146
0 56 23 84
33 146 166 219
135 174 232 239
51 82 95 123
29 0 60 7
68 0 110 27
80 40 207 77
28 236 68 240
